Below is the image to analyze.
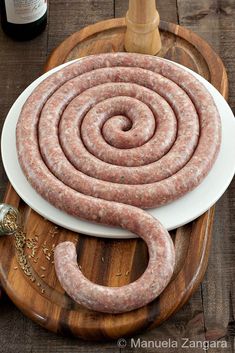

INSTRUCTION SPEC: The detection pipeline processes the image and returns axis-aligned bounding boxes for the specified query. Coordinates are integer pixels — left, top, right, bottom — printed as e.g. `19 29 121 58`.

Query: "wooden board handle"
124 0 162 55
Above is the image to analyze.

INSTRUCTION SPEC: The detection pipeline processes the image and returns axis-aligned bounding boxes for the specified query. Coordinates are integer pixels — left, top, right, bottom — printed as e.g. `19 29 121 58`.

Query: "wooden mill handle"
124 0 162 55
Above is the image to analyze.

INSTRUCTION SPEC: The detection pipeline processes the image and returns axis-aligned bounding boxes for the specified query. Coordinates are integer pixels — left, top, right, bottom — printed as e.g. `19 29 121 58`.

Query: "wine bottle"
0 0 47 41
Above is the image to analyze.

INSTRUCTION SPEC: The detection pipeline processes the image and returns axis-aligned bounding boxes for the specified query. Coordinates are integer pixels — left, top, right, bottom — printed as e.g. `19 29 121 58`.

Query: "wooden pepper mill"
124 0 162 55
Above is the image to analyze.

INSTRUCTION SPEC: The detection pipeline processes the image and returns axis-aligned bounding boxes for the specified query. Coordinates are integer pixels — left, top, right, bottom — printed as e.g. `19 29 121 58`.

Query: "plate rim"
1 57 235 238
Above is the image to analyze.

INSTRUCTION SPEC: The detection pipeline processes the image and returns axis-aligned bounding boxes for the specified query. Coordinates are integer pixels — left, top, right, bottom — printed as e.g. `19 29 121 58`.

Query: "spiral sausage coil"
16 53 221 313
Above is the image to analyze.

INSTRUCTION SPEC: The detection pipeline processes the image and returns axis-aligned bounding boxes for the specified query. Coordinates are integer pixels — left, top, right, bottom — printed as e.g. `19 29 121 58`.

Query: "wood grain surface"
0 16 226 340
0 0 234 352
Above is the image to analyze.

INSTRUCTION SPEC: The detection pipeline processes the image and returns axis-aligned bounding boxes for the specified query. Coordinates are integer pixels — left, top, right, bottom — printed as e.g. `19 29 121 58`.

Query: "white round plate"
1 59 235 238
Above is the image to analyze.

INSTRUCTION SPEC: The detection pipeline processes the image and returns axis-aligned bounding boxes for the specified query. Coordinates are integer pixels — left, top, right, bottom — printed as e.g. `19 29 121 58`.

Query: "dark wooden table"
0 1 235 352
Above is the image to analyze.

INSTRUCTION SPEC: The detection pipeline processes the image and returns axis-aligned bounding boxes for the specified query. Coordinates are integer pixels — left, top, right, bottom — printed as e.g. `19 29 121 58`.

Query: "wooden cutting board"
0 19 228 340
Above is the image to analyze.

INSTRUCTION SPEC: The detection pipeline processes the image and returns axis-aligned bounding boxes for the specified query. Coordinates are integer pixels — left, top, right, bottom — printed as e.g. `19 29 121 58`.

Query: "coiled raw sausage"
16 53 221 313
